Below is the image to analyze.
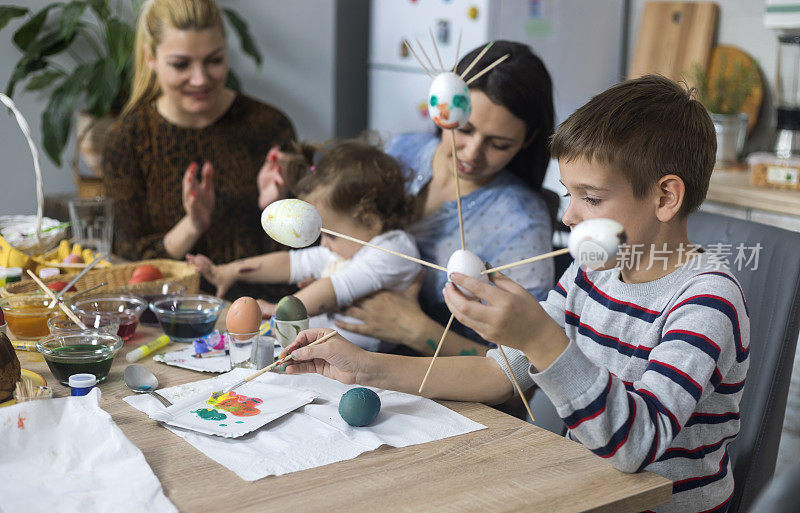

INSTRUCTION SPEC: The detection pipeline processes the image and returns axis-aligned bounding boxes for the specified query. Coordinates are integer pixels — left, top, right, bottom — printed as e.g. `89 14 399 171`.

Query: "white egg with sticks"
568 218 626 270
261 199 322 248
447 249 488 299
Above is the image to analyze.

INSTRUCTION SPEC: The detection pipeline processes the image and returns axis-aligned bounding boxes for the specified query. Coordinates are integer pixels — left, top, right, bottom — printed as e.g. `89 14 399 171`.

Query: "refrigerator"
368 0 628 211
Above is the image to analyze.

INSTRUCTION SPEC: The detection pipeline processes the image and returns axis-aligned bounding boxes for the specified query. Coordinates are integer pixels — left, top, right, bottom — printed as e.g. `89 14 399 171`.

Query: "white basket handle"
0 92 45 246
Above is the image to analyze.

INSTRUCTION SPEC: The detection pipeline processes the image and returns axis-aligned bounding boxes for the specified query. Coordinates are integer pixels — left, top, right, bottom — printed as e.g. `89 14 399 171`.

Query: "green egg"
275 295 308 321
338 387 381 427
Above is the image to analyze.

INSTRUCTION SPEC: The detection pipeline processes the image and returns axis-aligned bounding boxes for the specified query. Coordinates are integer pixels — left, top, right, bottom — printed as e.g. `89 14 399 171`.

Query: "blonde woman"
103 0 295 299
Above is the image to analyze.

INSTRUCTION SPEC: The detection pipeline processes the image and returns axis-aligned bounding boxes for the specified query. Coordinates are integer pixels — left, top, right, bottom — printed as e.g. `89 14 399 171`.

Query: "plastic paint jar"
69 373 97 396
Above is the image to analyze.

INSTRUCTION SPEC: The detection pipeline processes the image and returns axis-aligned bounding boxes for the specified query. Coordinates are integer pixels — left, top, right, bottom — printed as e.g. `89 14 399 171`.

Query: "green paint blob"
235 421 244 423
426 338 437 351
459 348 478 356
452 94 468 111
430 95 438 107
219 424 227 427
193 408 227 421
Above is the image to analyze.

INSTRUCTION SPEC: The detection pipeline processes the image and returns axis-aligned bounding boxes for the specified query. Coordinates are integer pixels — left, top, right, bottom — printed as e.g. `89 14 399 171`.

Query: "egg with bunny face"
428 72 471 130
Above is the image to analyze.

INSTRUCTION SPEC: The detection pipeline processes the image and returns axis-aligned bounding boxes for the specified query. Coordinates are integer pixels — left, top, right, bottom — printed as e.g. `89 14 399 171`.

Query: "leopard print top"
102 94 296 299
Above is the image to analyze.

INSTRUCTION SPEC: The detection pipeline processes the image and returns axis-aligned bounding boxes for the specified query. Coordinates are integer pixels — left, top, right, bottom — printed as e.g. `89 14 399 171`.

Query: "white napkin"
124 369 486 481
0 389 176 513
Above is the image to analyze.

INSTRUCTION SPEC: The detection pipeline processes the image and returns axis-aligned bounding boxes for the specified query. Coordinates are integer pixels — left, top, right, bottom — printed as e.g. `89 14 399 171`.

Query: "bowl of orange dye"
0 294 57 340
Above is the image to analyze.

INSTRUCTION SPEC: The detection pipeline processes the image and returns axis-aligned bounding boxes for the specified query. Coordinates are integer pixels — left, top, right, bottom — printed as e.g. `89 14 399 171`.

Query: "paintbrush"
48 253 105 308
209 330 338 400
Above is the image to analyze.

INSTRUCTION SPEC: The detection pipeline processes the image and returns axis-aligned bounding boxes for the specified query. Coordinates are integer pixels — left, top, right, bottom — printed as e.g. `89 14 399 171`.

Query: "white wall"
0 0 340 216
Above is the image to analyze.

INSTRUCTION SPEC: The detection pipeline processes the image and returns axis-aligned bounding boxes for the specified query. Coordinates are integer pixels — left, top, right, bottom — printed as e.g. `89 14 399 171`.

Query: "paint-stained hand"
336 272 426 348
279 328 370 385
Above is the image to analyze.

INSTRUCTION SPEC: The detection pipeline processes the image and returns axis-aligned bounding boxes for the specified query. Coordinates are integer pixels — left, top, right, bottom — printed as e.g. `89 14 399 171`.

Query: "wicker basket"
0 259 199 298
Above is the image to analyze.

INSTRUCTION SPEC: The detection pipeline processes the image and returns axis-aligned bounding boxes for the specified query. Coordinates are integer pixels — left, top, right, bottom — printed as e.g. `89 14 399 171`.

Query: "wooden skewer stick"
482 247 571 275
211 330 339 400
403 39 434 78
452 30 462 73
459 41 493 80
418 314 454 393
415 37 438 76
319 228 447 272
465 54 510 86
449 130 466 250
429 28 445 72
495 345 535 421
25 270 87 330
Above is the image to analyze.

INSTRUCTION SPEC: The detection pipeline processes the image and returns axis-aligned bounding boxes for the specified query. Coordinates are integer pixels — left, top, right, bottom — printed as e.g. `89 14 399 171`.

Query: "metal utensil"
123 364 172 408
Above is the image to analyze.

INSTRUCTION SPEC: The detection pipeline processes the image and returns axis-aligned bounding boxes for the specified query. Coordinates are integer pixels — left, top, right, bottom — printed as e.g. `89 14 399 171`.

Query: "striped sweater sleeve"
530 274 749 473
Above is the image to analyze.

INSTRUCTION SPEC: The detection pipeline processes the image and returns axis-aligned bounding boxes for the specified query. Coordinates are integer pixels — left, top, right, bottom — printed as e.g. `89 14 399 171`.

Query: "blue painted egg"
338 387 381 427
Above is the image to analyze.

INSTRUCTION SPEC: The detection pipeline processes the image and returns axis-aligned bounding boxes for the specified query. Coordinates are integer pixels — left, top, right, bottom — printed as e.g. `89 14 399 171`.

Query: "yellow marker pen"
126 334 170 362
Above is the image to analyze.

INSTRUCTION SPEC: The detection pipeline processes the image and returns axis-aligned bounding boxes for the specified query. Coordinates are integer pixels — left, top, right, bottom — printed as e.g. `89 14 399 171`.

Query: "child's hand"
185 254 238 298
278 328 368 385
257 299 276 318
256 146 290 209
443 272 568 369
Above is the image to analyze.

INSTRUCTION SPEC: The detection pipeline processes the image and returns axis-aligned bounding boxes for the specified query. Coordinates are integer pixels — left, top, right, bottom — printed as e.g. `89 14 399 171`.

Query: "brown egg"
226 297 262 340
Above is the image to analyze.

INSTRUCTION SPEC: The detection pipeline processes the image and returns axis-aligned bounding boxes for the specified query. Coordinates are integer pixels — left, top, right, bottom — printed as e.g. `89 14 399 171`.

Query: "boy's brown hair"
550 74 716 217
286 140 413 231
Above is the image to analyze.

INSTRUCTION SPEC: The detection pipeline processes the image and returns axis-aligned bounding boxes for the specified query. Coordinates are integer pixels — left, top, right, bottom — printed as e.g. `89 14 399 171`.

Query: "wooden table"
707 169 800 218
14 323 672 513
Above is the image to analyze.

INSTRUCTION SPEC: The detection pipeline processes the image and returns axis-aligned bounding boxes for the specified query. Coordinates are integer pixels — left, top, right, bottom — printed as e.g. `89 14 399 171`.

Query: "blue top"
387 132 554 345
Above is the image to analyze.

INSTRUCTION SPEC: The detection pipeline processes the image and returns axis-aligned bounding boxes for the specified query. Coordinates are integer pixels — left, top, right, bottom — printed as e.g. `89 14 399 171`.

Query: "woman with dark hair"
333 41 556 357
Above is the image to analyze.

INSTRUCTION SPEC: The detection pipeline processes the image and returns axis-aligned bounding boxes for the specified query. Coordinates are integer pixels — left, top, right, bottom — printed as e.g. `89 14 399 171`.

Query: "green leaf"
86 59 119 116
222 8 262 68
0 6 28 32
24 70 64 91
105 16 135 73
13 3 62 51
6 56 46 97
87 0 109 19
26 30 77 58
60 1 87 40
41 64 92 166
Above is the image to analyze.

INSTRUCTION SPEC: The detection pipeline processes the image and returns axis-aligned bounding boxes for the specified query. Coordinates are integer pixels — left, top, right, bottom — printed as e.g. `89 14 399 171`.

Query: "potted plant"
690 56 761 166
0 1 262 184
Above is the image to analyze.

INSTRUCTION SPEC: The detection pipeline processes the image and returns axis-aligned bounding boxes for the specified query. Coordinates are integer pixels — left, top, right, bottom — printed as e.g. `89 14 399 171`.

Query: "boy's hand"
186 254 240 298
443 272 568 369
279 328 369 384
256 299 276 318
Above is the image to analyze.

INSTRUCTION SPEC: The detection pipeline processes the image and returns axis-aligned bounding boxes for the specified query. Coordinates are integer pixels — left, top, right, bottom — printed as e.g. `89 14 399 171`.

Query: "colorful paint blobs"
207 391 263 417
193 408 227 421
428 72 471 130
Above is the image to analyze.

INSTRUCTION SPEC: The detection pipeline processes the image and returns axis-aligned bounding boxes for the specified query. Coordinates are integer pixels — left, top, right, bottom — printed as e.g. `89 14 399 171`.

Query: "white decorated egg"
428 72 471 130
568 218 626 270
447 249 489 299
261 199 322 248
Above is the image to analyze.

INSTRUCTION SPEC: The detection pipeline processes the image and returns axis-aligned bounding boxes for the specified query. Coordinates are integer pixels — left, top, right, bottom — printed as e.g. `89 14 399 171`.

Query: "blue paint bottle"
69 373 97 396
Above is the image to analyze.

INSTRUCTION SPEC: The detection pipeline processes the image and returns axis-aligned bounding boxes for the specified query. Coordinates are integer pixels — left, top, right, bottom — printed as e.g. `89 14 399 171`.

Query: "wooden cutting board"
629 1 719 86
706 45 764 132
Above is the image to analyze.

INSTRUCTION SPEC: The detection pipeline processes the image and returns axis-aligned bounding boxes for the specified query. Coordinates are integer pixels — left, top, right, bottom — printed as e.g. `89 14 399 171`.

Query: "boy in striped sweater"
281 75 749 513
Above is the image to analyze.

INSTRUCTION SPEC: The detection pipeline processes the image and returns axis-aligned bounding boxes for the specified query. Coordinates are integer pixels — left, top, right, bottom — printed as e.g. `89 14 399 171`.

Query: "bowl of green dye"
37 332 123 385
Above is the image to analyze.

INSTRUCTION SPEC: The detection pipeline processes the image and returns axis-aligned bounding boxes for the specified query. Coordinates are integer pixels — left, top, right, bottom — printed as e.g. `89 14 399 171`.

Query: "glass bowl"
0 294 58 340
37 331 123 385
70 294 148 342
134 281 188 326
150 294 224 343
47 312 120 337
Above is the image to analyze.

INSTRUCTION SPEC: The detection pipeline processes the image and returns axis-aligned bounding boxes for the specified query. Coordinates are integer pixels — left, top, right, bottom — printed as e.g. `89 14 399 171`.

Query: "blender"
775 34 800 157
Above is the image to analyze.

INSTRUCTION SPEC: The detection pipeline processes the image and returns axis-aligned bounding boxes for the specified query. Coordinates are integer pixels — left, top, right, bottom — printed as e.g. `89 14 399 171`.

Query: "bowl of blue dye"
149 294 224 343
